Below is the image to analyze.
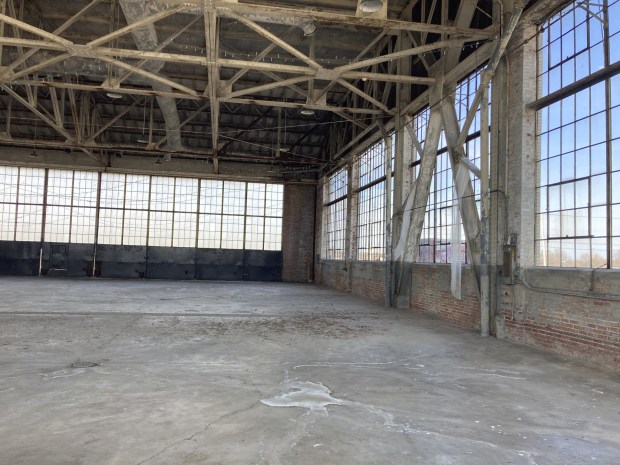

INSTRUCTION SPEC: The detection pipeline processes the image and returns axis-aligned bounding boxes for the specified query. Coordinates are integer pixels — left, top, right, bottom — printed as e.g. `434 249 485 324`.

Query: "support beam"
213 2 496 39
230 12 321 69
1 84 73 141
1 0 100 77
87 4 187 47
403 84 443 266
204 3 220 155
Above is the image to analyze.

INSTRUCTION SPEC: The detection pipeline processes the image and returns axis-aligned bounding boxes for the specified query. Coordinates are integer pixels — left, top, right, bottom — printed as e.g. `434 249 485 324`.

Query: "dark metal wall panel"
244 250 283 282
0 241 40 276
95 245 147 279
195 249 244 281
146 247 196 280
66 244 95 277
0 242 283 282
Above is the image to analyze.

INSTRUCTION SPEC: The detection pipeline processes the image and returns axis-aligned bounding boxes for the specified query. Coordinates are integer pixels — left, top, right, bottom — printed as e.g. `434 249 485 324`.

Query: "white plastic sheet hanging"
450 162 472 300
450 191 462 300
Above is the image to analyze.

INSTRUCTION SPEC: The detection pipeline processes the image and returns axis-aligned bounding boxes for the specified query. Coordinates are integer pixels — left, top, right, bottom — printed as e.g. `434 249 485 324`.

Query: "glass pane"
561 209 575 237
245 216 264 250
47 170 73 206
575 208 589 236
123 209 148 246
150 176 175 211
561 239 575 267
591 238 607 267
198 214 221 249
265 184 283 217
18 168 45 205
172 212 197 248
246 183 266 217
125 175 150 210
16 204 42 241
264 217 282 251
0 166 18 203
575 238 591 267
200 180 223 214
174 178 198 213
73 171 98 207
45 205 71 242
0 203 16 240
98 209 123 245
223 182 246 215
590 174 606 206
221 215 244 249
148 211 173 247
100 173 125 208
590 206 607 237
70 207 96 244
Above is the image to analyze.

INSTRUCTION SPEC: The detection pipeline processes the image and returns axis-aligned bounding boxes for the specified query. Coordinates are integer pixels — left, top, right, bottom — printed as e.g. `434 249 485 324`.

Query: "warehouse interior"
0 0 619 463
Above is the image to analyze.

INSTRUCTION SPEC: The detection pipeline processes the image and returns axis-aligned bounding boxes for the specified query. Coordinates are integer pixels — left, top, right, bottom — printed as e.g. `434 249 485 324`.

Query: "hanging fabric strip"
451 189 462 300
450 162 472 300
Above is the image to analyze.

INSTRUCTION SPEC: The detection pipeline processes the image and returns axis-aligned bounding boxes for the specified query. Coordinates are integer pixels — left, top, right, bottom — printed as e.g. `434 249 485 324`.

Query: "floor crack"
135 400 262 465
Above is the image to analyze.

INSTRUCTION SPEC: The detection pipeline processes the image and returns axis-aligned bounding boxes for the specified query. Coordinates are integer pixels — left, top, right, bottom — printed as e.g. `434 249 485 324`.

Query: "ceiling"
0 0 495 176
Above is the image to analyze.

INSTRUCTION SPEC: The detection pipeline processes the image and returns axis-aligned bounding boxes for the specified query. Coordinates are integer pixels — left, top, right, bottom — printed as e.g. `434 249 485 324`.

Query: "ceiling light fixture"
300 108 315 115
163 153 172 162
29 149 38 158
106 92 123 99
302 22 316 37
359 0 384 13
137 138 149 144
154 157 162 165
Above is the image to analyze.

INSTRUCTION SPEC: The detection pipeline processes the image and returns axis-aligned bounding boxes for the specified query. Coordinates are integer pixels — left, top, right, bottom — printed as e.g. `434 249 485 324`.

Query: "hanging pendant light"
359 0 384 13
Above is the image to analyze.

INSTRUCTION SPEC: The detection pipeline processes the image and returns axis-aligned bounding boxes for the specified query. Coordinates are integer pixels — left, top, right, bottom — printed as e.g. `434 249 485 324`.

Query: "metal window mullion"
66 171 74 244
218 182 223 248
604 0 612 268
145 176 152 247
92 171 102 276
13 167 20 241
195 179 201 250
171 177 176 248
120 174 127 245
242 182 248 250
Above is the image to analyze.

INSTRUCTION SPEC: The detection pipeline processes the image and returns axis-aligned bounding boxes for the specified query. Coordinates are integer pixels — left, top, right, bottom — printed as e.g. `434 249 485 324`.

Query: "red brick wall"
351 261 386 304
282 184 316 283
317 260 386 303
499 269 620 369
318 261 480 318
409 264 481 329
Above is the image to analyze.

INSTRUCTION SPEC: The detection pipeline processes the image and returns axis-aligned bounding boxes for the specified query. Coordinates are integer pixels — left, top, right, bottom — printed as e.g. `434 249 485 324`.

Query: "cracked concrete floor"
0 277 619 465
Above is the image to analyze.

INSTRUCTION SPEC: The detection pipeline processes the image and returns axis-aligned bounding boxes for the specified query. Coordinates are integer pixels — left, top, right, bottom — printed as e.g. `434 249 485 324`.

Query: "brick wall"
409 264 481 329
282 184 316 283
316 260 350 293
498 268 620 369
317 260 480 320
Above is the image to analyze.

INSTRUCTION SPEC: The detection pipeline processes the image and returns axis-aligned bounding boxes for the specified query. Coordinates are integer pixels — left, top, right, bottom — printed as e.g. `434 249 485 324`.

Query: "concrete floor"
0 277 619 465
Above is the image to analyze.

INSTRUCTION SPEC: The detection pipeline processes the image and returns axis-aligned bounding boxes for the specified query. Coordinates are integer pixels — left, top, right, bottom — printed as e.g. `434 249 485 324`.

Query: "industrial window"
198 181 282 250
0 167 283 251
535 0 620 268
417 69 488 263
0 166 45 242
356 137 394 261
323 168 348 260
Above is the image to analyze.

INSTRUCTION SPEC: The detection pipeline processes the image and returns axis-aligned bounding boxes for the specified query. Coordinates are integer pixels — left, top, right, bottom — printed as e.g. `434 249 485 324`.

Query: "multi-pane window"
0 166 45 241
323 169 348 260
535 0 619 268
417 68 488 263
0 167 284 251
357 138 394 261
